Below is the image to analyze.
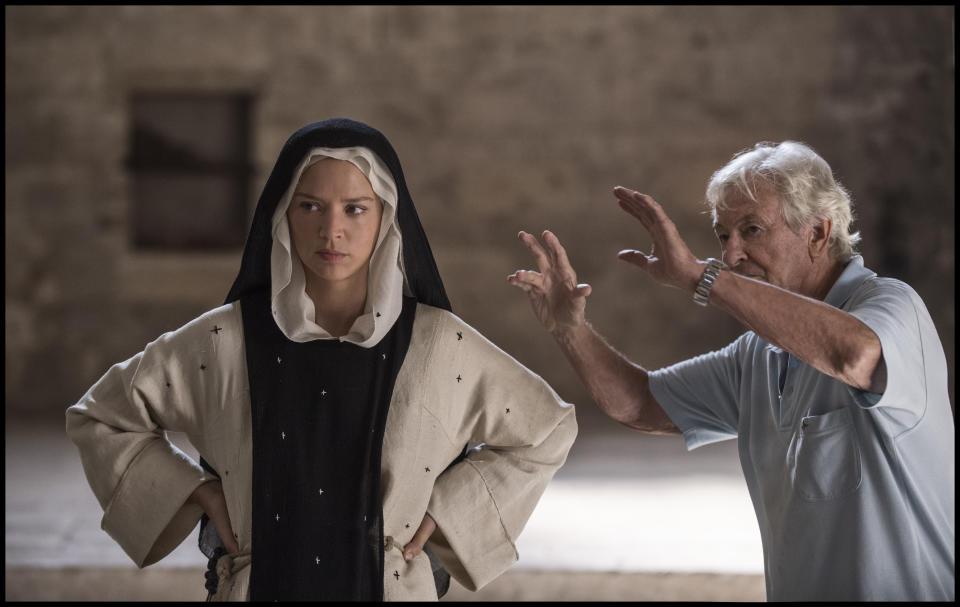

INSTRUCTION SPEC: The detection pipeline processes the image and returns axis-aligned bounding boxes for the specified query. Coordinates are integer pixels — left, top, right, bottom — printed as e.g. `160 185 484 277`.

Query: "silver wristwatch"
693 258 727 307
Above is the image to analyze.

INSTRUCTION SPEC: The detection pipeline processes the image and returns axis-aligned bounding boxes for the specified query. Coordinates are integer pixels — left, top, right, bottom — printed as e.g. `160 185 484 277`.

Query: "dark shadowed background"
6 6 954 420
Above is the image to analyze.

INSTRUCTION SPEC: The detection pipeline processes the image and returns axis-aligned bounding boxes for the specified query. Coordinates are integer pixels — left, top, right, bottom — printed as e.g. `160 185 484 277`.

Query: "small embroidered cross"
277 356 282 364
456 375 462 382
425 466 431 473
376 312 382 318
200 364 206 371
165 381 171 388
275 513 280 522
211 326 222 335
318 488 324 496
281 431 286 440
321 389 327 397
457 331 462 341
315 556 321 565
382 353 387 360
394 571 400 580
405 523 410 528
506 408 511 414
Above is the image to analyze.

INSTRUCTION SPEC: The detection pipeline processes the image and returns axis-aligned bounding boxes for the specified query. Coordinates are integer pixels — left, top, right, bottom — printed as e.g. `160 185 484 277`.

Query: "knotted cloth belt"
383 535 405 554
207 548 251 602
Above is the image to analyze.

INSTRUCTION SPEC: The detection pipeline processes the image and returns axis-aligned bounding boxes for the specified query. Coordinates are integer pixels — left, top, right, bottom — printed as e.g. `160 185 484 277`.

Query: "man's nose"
721 235 747 267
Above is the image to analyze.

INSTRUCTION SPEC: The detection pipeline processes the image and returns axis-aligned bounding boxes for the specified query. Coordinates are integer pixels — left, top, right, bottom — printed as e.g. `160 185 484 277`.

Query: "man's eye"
717 234 729 243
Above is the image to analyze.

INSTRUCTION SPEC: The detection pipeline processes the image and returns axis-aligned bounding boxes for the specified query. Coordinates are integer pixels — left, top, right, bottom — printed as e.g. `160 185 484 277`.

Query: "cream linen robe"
66 300 577 600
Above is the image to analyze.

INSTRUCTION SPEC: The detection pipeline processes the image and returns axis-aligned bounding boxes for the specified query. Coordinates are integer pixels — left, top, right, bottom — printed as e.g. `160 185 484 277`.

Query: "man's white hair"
705 141 861 262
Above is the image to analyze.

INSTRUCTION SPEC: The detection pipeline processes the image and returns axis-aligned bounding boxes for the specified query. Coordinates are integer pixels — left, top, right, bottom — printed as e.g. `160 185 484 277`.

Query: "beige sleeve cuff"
425 458 519 592
101 437 217 567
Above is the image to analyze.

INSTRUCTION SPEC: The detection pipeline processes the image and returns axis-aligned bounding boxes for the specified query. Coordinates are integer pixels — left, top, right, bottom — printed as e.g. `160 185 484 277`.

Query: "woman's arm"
65 306 239 566
418 309 578 591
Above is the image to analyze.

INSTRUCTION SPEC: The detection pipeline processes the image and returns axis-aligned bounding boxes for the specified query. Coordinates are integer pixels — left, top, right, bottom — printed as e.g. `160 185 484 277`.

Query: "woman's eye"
346 205 366 215
717 234 729 243
744 225 761 237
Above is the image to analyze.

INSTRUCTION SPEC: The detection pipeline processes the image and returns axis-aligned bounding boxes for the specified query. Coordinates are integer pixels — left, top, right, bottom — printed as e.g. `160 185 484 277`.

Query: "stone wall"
5 5 954 417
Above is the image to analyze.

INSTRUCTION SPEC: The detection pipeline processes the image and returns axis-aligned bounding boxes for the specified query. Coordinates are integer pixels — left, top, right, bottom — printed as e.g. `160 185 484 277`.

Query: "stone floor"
5 408 766 601
5 567 766 602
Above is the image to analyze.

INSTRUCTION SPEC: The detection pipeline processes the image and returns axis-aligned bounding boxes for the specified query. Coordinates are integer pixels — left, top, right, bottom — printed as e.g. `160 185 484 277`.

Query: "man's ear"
808 217 833 261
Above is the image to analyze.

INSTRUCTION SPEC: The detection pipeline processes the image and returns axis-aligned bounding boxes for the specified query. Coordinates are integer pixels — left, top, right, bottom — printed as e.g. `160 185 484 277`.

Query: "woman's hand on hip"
188 480 240 553
403 513 437 561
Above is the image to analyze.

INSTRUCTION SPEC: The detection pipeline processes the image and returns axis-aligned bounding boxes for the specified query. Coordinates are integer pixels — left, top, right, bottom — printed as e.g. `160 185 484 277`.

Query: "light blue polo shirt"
648 255 955 601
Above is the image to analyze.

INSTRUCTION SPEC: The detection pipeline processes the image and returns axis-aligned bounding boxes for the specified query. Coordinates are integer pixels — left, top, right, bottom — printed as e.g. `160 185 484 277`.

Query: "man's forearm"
552 322 679 434
707 269 884 392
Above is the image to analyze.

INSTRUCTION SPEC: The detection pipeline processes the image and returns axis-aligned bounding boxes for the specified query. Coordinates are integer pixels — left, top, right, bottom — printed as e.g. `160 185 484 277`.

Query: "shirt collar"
823 255 876 309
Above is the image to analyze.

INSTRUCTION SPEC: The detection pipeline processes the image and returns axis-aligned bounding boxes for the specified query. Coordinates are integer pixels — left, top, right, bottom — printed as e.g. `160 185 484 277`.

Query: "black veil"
224 117 451 311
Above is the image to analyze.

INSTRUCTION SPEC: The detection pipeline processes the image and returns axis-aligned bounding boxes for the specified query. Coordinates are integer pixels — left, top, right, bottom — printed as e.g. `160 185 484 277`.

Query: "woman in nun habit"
66 118 577 601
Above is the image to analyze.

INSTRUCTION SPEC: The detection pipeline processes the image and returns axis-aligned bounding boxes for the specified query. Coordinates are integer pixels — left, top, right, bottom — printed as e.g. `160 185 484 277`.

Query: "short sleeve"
845 278 932 421
648 335 746 450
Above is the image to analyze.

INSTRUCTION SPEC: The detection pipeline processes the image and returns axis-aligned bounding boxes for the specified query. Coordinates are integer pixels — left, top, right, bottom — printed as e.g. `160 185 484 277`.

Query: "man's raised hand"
508 230 592 337
613 187 702 292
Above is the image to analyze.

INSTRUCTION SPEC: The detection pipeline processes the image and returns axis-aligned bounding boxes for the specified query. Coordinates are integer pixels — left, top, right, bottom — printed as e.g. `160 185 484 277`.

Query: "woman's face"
286 158 384 291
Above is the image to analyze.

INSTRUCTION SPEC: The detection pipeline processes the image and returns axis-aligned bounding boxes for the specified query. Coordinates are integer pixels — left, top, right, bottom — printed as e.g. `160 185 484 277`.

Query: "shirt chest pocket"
789 407 862 501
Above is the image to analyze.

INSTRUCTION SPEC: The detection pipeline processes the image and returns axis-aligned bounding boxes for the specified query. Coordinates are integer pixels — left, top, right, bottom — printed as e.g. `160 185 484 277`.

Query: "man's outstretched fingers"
508 270 545 293
618 249 650 268
613 185 638 200
638 192 671 223
616 196 654 229
542 231 578 285
518 231 553 275
614 188 665 226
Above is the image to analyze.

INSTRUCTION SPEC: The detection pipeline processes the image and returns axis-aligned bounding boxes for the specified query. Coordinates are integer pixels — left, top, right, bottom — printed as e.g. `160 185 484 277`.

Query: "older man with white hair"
510 141 954 601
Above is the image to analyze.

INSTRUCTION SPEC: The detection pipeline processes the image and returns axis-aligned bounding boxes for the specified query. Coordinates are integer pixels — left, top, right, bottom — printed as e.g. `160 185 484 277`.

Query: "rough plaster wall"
5 6 954 418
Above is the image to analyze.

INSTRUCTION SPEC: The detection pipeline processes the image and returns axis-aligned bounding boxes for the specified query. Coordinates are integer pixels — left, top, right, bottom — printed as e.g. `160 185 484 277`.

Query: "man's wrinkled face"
713 187 815 294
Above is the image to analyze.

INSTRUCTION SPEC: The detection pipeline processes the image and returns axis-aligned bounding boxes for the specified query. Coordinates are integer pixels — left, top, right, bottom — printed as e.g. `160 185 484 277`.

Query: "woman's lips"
316 250 346 262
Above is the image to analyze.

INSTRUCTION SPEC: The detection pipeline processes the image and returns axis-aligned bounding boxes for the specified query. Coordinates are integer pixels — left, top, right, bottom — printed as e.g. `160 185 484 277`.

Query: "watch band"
693 258 727 307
